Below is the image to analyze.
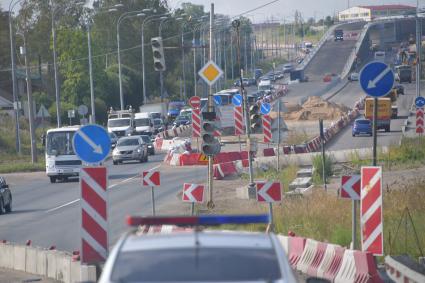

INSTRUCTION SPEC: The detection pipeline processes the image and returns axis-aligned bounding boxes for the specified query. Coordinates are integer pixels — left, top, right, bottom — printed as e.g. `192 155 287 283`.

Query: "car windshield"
117 138 139 146
135 118 150 127
108 118 130 127
357 120 371 125
110 248 281 282
140 136 151 143
150 113 161 119
46 131 75 155
176 116 188 121
153 119 161 125
169 102 184 111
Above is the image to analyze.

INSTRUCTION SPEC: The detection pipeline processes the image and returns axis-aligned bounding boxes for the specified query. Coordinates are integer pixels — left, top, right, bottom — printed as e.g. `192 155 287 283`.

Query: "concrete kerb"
0 242 98 283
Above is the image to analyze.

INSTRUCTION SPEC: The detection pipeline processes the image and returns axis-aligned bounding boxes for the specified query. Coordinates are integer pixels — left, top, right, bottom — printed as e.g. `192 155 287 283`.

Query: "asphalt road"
326 82 416 151
0 153 208 251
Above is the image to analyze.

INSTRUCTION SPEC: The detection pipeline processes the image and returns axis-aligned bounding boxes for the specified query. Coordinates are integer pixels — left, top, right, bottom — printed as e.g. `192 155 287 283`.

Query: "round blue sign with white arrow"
214 95 222 106
260 102 271 115
232 94 242 106
359 61 394 98
415 96 425 108
73 124 111 164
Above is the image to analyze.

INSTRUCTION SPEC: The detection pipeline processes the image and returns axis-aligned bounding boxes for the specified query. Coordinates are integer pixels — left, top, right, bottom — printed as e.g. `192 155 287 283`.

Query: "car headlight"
137 148 142 153
148 145 153 148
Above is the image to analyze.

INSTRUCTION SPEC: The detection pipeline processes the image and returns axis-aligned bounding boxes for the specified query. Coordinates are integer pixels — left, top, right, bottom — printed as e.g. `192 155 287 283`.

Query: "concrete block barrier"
0 242 98 283
385 255 425 283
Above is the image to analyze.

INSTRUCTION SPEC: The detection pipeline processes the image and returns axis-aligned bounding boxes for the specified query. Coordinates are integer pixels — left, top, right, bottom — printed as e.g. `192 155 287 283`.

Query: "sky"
2 0 422 21
167 0 422 21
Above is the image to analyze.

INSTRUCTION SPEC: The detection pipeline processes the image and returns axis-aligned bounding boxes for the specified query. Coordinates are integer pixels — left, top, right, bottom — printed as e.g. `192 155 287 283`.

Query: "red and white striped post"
361 166 383 256
234 106 244 152
416 107 424 135
80 167 108 264
192 108 201 151
262 115 272 144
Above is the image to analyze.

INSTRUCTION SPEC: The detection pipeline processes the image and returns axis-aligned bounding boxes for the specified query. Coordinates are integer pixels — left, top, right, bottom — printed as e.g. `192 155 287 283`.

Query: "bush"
312 153 333 184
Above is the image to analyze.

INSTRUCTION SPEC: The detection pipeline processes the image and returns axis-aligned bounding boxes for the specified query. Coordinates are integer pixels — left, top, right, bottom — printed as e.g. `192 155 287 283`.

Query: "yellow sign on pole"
198 153 209 164
198 60 223 86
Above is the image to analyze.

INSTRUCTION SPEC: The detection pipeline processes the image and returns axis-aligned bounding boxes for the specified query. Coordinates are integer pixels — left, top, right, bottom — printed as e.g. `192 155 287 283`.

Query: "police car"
98 215 297 283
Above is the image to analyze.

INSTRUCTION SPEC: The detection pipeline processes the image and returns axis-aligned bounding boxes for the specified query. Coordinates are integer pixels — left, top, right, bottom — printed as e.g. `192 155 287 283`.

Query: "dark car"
0 177 12 214
173 115 191 127
108 132 118 148
393 85 404 95
140 135 155 155
352 119 372 137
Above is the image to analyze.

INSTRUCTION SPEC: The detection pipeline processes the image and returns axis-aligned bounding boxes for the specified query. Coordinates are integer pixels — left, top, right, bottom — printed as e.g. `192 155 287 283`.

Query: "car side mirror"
2 184 9 189
41 134 46 146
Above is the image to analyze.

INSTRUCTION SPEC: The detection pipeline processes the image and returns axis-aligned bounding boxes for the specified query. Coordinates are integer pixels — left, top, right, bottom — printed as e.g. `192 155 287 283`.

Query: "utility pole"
8 5 21 154
21 33 37 163
223 31 227 88
181 26 186 100
244 34 248 77
193 29 197 97
233 19 256 197
230 34 234 80
51 6 61 127
276 99 281 170
416 0 421 98
207 3 214 209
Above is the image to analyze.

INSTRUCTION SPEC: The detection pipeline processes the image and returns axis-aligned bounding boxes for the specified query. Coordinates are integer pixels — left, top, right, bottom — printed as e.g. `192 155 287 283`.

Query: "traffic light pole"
233 19 256 197
207 4 215 209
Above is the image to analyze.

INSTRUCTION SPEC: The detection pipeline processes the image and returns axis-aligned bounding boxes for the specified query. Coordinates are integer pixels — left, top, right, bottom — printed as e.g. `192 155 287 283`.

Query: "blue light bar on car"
127 214 270 226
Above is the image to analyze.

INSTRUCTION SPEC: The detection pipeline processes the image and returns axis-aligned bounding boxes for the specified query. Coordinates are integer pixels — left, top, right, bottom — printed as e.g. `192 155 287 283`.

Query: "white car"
98 215 297 283
348 72 359 81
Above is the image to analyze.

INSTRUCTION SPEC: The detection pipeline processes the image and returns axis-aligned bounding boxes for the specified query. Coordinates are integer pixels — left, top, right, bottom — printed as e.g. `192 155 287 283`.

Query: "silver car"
112 136 148 165
98 215 297 283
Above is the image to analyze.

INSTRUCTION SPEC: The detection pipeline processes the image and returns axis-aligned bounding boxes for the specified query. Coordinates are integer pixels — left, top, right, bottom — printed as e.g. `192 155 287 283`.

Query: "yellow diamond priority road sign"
198 60 223 86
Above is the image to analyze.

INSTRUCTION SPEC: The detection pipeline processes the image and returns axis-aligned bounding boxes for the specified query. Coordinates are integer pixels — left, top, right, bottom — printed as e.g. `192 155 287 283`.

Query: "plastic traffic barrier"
317 244 345 282
297 239 321 274
306 242 328 277
353 251 383 283
288 236 306 268
213 161 238 180
334 250 356 283
385 255 425 283
263 148 276 157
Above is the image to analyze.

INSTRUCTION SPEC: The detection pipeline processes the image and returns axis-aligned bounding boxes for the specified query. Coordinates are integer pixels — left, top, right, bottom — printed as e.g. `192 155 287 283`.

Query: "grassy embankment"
0 115 45 173
233 136 425 259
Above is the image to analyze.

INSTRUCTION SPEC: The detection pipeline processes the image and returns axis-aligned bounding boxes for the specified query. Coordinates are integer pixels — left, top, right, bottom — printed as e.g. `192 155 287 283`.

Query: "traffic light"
201 112 221 156
250 105 261 133
151 37 166 71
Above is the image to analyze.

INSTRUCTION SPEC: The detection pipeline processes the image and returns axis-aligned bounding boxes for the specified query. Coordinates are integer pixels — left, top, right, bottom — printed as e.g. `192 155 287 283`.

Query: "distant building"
338 5 416 22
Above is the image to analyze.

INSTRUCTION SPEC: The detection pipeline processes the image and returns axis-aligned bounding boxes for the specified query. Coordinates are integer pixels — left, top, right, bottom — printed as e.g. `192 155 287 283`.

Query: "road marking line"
46 198 80 213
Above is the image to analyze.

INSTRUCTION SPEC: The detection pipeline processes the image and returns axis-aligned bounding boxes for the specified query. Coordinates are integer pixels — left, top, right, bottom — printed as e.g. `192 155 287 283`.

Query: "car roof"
121 231 274 252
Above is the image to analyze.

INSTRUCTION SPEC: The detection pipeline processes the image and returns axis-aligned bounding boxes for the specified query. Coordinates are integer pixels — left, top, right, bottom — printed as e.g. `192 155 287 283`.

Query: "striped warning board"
192 108 201 138
361 166 383 256
234 106 244 135
416 107 424 134
262 115 272 143
340 175 361 200
80 167 108 264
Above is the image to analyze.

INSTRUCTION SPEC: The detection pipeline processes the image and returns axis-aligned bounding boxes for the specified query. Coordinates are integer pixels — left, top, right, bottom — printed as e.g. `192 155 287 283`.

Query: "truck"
44 126 82 183
134 112 154 136
395 65 412 83
139 103 167 120
107 108 135 137
167 101 185 121
334 29 343 41
364 98 392 132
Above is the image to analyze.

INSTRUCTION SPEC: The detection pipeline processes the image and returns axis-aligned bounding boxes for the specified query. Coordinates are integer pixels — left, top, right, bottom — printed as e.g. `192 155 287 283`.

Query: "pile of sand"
283 96 350 121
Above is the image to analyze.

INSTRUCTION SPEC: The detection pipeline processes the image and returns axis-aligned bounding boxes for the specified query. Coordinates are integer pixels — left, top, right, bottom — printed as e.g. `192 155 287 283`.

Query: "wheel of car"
50 176 56 183
0 198 5 215
5 197 11 213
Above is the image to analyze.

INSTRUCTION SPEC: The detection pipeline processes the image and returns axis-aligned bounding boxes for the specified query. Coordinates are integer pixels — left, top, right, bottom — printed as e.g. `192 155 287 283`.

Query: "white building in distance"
338 5 416 22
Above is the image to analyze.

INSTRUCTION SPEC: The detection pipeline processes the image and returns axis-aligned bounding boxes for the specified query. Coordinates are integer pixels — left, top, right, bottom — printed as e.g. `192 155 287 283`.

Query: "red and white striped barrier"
263 115 272 143
234 106 244 135
385 256 425 283
192 109 201 138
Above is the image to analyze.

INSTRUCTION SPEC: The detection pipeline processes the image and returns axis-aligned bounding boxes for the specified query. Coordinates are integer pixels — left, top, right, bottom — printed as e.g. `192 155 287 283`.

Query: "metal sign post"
256 181 282 232
359 61 394 166
319 119 327 190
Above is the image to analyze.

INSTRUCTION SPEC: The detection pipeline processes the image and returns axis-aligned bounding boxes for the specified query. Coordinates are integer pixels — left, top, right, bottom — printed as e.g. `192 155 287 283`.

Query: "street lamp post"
117 10 151 110
8 0 22 154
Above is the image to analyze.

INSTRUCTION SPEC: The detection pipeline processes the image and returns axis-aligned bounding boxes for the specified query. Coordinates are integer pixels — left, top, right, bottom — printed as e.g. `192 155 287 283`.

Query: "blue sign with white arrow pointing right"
232 94 242 106
415 96 425 108
359 61 394 98
260 102 271 115
214 95 222 106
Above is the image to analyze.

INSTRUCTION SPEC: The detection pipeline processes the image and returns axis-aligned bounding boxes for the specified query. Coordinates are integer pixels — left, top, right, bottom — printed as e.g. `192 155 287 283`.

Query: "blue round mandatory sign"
359 61 394 98
214 95 222 106
260 102 271 115
415 96 425 108
73 124 111 164
232 94 242 106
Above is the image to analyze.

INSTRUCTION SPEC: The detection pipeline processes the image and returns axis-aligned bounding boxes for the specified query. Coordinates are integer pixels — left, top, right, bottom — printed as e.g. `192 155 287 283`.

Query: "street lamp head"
137 13 146 17
142 8 152 13
176 17 183 21
108 8 118 12
160 16 168 20
113 4 124 8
